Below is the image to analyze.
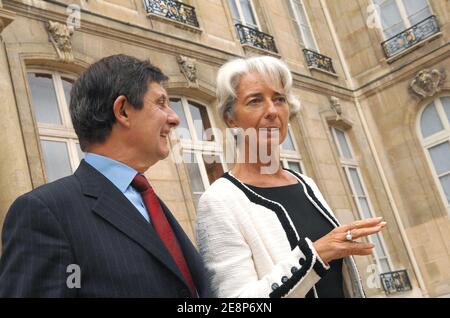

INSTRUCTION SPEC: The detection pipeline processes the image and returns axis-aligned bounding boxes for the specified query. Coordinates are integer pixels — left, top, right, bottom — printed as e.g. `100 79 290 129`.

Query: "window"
227 0 260 30
27 71 83 183
373 0 432 38
419 96 450 211
280 123 304 174
332 127 392 274
286 0 317 51
171 97 226 208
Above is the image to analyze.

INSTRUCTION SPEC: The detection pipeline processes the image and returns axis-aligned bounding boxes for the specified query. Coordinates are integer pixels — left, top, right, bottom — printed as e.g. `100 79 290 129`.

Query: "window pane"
293 0 317 50
358 197 373 219
441 96 450 124
183 152 205 208
281 129 295 150
228 0 241 23
202 154 224 184
239 0 258 29
27 73 62 125
334 129 353 159
289 0 317 51
428 142 450 176
76 143 84 161
41 140 72 182
374 0 404 38
301 25 317 51
61 77 73 107
170 99 192 140
379 258 391 274
287 0 304 46
349 168 365 196
403 0 431 25
371 233 388 259
420 102 444 138
287 161 302 174
439 174 450 204
189 101 213 141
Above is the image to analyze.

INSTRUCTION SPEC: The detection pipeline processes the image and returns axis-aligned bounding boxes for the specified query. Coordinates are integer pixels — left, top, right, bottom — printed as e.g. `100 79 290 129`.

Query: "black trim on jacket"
285 169 340 228
222 172 329 298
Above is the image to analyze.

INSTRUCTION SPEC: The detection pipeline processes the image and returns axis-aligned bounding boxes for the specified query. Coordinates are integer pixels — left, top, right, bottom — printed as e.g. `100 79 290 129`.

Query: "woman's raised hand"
313 217 387 264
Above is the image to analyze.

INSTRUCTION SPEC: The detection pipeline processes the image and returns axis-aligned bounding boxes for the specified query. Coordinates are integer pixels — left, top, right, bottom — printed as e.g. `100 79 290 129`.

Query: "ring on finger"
346 230 353 241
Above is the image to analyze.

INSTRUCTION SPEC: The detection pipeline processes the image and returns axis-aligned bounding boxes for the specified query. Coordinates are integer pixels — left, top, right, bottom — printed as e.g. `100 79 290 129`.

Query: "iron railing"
235 23 278 53
381 15 439 58
303 48 336 74
380 270 412 295
144 0 199 28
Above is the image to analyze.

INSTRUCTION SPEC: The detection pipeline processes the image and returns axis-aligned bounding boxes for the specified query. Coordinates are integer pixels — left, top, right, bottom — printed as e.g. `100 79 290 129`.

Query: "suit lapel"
74 160 188 287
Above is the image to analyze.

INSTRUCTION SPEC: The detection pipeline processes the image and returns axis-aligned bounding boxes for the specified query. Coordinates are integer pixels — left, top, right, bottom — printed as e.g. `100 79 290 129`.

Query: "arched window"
27 70 83 183
331 127 392 274
419 96 450 211
170 97 226 208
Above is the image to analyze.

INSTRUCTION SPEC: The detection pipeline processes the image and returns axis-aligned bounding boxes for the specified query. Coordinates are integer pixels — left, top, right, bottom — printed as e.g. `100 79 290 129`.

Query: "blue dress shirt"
84 153 150 223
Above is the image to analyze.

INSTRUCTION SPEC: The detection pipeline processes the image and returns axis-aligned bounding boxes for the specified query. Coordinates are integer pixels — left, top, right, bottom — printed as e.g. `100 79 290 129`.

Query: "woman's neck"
231 162 297 188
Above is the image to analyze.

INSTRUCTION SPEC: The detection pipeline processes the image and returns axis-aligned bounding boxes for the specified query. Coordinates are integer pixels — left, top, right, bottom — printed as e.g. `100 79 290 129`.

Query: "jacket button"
271 283 279 290
299 257 306 266
291 266 298 274
281 276 288 283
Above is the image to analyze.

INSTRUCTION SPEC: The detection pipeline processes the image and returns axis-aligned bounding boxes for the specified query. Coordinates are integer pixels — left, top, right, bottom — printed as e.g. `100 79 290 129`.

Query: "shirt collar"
84 152 137 193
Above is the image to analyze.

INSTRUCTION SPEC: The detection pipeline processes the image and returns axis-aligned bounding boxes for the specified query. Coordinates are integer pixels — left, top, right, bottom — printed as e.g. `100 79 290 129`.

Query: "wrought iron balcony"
381 15 439 58
235 24 278 54
143 0 199 28
380 270 412 295
303 49 336 74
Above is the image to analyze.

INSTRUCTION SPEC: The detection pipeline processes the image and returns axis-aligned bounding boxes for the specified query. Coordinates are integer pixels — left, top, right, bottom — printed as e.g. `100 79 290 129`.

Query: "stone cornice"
0 6 15 34
4 0 447 102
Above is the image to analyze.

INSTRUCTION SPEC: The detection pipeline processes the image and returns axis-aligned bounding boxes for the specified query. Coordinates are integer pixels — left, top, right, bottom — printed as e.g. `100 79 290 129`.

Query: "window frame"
418 96 450 213
287 0 319 51
170 96 228 205
373 0 433 39
27 69 83 182
227 0 261 30
331 127 394 275
280 123 305 173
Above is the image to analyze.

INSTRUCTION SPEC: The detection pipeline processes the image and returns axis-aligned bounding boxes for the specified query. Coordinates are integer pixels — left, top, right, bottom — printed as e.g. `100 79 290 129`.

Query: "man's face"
127 82 180 166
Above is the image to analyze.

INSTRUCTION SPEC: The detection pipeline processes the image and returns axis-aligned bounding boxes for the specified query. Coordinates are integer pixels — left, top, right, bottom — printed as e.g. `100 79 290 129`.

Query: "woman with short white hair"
196 56 386 298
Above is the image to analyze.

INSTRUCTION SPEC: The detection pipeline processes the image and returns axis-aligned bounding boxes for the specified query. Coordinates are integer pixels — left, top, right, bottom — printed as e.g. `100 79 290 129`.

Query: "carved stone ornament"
330 96 342 117
410 68 447 99
177 55 198 87
47 21 74 63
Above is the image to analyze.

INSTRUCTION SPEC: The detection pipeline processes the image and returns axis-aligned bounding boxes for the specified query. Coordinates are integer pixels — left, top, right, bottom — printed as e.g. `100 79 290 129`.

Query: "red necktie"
132 174 197 297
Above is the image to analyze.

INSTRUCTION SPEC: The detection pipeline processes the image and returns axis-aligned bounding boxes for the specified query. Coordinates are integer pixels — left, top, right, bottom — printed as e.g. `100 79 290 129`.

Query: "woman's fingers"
347 223 386 240
340 217 384 232
347 242 375 256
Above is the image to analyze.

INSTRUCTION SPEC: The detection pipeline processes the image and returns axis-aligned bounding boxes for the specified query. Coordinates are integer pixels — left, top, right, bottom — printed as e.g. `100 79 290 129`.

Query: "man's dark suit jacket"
0 160 211 297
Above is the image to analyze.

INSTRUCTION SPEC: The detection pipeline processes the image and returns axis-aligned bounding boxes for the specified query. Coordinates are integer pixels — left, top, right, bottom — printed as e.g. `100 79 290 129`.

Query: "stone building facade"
0 0 449 297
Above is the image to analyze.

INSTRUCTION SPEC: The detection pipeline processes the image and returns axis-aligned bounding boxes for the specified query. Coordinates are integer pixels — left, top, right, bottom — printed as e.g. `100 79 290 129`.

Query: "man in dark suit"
0 54 211 297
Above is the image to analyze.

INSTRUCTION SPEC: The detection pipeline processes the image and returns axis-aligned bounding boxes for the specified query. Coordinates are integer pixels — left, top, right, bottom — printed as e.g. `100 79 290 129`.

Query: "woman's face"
227 72 289 147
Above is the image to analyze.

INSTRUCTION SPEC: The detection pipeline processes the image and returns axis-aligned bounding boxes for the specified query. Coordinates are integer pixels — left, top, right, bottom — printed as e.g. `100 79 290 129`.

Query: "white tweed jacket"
196 169 365 298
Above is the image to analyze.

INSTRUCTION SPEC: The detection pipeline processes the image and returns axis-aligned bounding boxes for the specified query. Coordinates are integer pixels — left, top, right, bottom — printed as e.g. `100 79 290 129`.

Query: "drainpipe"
319 0 429 298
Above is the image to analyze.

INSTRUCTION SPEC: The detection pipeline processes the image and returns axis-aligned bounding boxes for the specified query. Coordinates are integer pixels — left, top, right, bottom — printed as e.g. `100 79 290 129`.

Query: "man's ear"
113 95 130 127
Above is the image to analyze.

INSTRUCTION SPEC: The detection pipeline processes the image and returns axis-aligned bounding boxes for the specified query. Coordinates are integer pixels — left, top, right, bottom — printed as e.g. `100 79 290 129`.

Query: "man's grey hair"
216 55 300 126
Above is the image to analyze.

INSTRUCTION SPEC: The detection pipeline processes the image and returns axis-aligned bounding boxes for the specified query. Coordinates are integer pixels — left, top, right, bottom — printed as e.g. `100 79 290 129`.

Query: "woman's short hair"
216 56 300 126
69 54 168 151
